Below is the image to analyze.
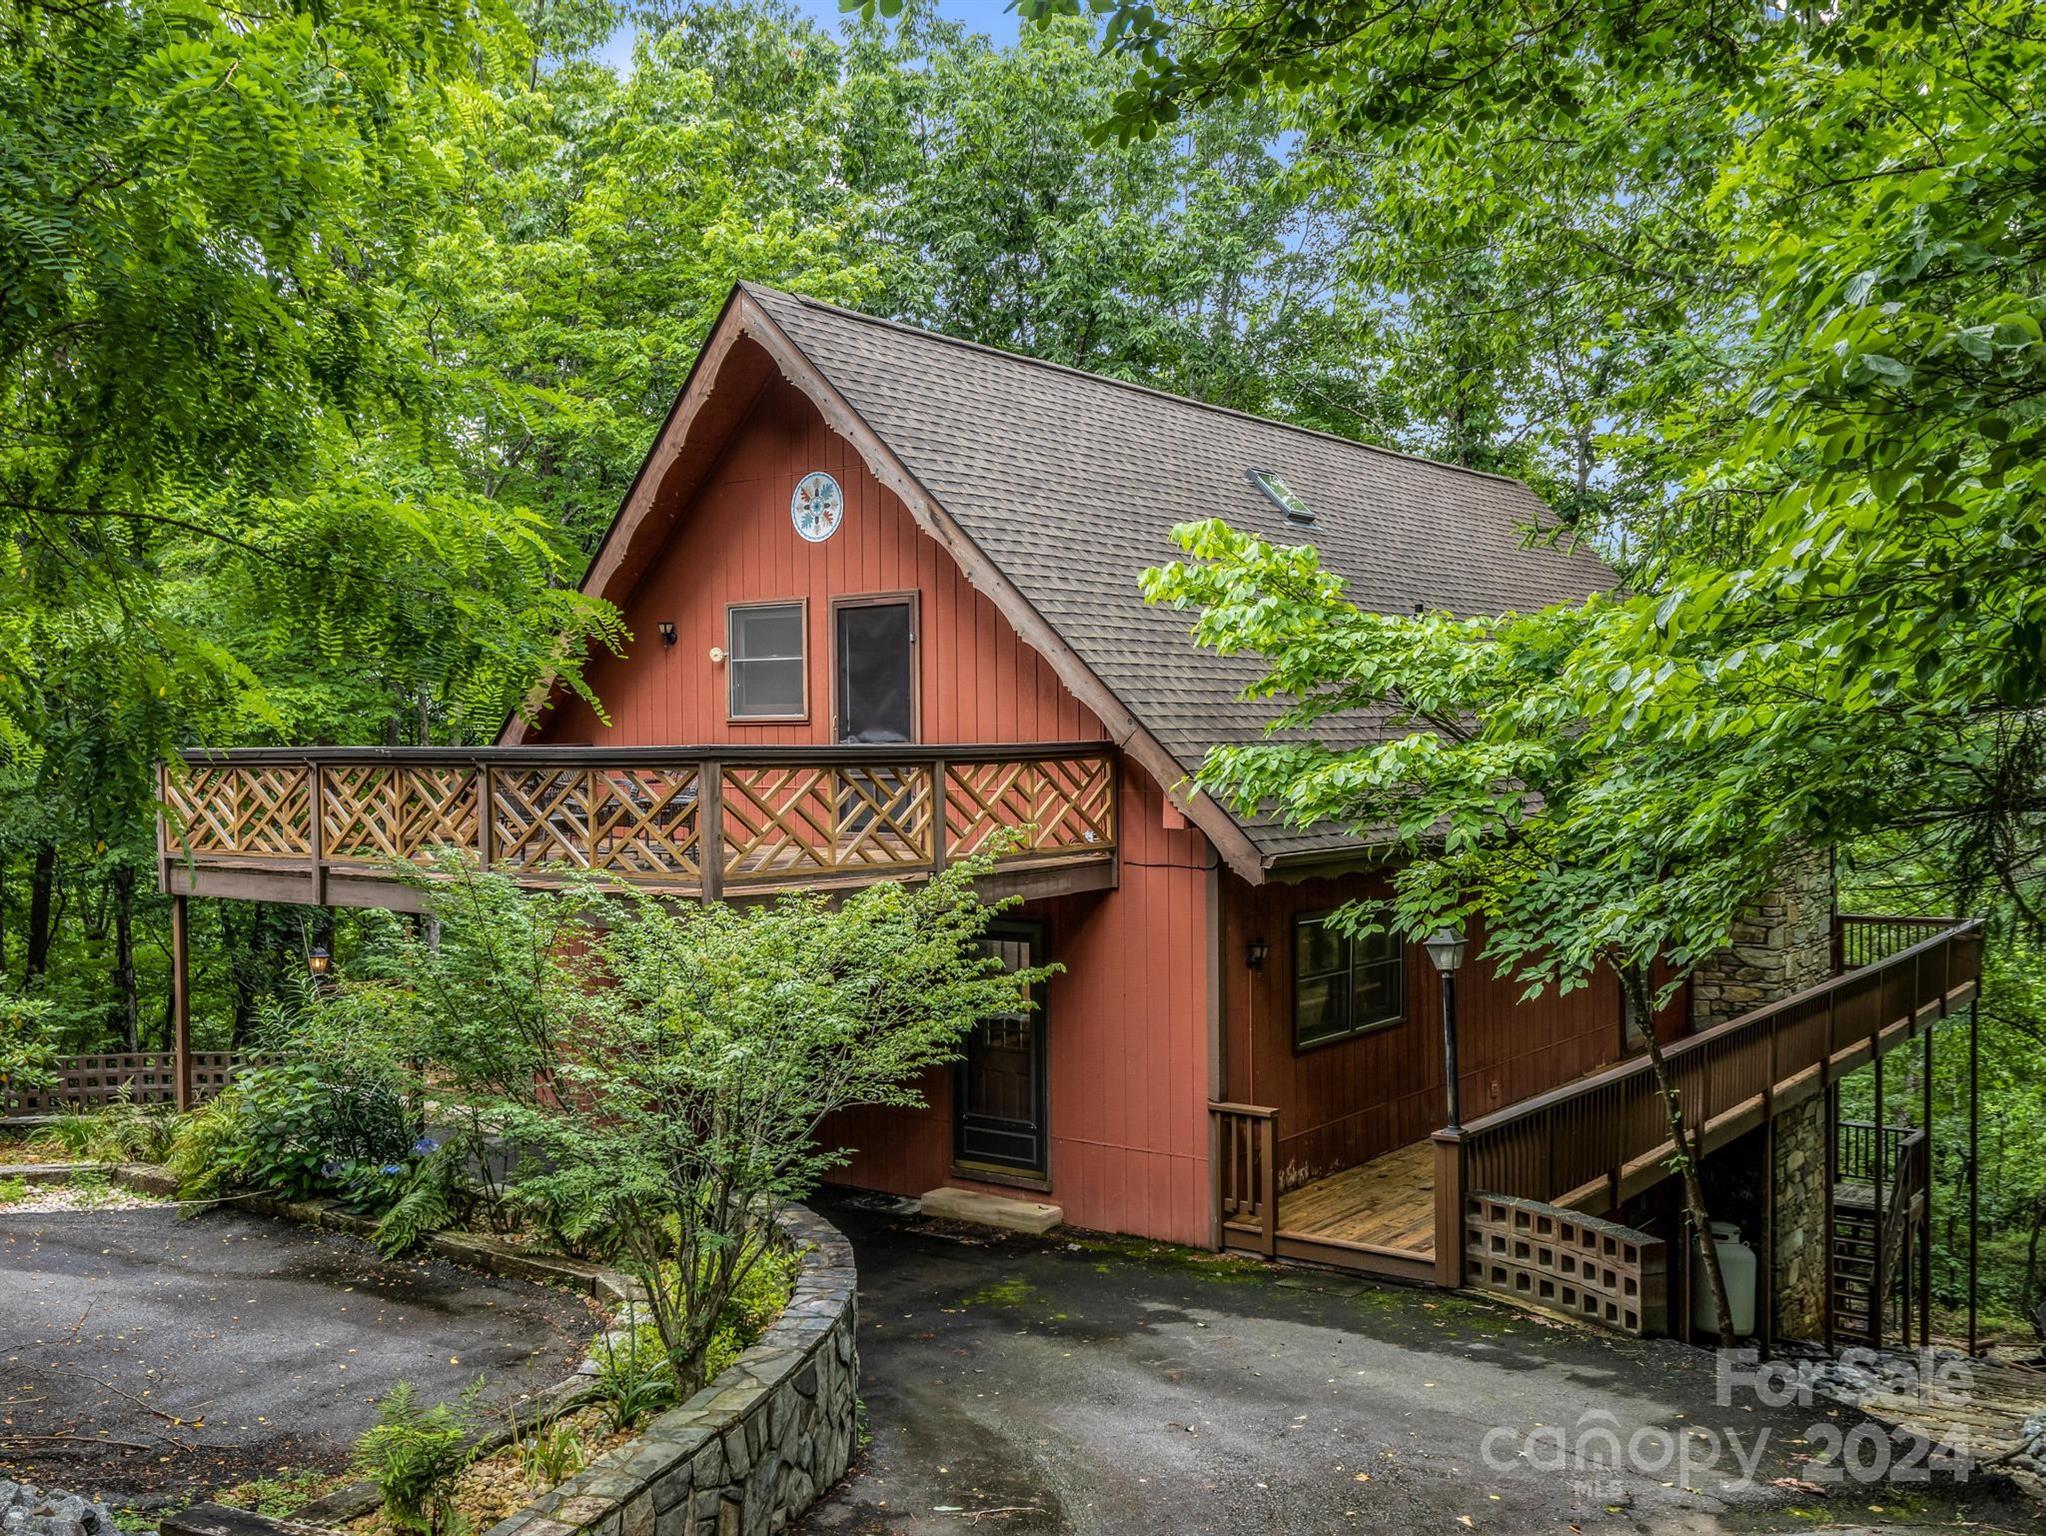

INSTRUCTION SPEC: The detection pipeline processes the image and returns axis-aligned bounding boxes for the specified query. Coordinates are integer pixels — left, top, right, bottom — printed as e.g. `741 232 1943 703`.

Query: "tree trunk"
2023 1192 2046 1337
1625 965 1738 1347
111 863 139 1050
25 841 55 978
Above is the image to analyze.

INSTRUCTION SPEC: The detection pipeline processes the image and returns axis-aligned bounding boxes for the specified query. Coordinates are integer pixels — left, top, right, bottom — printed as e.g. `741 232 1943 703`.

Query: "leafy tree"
324 855 1049 1394
1144 522 1784 1340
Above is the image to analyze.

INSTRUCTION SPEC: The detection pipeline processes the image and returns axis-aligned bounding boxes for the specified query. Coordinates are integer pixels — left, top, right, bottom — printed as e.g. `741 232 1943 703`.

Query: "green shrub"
0 1176 28 1205
164 1062 416 1206
0 997 58 1103
700 1240 802 1384
351 1381 479 1536
594 1236 803 1431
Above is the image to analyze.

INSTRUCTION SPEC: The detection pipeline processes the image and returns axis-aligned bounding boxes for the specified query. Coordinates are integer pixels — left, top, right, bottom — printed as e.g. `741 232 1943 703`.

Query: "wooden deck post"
1432 1129 1465 1287
700 761 724 902
1258 1112 1278 1258
170 894 192 1112
1967 993 1980 1355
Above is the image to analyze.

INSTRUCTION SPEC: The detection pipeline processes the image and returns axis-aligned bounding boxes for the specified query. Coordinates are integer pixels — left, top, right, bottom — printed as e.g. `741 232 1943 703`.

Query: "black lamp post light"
1424 927 1468 1132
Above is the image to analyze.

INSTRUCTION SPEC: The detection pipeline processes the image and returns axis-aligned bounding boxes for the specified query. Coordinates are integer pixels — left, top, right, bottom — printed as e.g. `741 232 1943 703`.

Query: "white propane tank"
1691 1220 1758 1338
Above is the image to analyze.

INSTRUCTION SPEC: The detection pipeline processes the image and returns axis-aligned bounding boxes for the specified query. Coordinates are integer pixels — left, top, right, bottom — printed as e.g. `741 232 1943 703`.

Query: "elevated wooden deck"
1212 917 1985 1299
157 743 1118 910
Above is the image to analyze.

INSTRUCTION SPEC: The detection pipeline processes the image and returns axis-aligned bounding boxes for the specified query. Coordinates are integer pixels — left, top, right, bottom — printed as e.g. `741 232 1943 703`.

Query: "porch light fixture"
307 946 331 979
1426 927 1467 1133
658 621 678 647
1246 937 1270 971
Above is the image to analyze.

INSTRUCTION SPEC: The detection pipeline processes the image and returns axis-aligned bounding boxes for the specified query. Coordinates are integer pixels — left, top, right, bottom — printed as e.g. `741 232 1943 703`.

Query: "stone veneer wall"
1689 852 1837 1342
1769 1094 1829 1339
490 1204 857 1536
1690 851 1836 1030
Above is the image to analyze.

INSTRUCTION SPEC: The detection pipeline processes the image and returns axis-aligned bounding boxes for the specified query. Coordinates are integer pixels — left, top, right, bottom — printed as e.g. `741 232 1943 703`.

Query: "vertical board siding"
539 378 1105 749
1223 872 1634 1189
542 378 1211 1247
824 761 1213 1248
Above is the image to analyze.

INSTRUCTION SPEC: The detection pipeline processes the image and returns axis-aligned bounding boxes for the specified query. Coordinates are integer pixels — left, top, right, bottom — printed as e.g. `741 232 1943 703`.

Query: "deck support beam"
170 894 192 1112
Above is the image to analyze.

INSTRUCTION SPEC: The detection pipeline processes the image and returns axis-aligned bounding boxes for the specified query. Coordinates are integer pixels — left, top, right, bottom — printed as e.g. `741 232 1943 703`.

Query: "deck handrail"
158 741 1117 902
1448 917 1982 1211
174 741 1111 767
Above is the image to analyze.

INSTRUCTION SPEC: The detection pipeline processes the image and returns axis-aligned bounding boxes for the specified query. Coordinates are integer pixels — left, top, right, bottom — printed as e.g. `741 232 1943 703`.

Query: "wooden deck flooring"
1277 1140 1436 1257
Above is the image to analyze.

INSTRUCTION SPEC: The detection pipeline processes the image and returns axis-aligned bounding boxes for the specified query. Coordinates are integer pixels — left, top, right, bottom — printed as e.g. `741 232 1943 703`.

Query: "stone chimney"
1689 851 1835 1029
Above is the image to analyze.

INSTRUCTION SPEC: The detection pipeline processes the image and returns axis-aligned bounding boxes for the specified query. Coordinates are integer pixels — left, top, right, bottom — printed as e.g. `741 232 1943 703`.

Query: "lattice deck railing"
159 743 1116 903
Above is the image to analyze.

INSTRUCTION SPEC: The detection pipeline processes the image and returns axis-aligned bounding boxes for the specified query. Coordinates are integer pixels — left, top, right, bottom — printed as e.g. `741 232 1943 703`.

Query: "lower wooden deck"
1222 1138 1440 1284
1278 1141 1437 1257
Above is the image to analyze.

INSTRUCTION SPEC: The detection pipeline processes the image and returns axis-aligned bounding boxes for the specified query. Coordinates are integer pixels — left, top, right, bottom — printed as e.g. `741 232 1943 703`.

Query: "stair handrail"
1870 1127 1928 1334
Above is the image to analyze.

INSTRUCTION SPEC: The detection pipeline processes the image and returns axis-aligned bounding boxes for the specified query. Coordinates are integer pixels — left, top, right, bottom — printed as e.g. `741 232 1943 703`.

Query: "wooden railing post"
700 760 724 902
930 757 948 875
1258 1112 1278 1257
478 764 497 870
1433 1129 1465 1287
170 895 192 1113
309 761 327 907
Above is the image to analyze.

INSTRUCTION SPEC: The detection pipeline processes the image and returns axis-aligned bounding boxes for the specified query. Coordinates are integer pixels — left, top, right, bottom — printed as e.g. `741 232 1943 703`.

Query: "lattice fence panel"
831 767 932 869
590 767 702 881
324 766 481 863
945 755 1113 860
4 1051 256 1115
1463 1192 1667 1336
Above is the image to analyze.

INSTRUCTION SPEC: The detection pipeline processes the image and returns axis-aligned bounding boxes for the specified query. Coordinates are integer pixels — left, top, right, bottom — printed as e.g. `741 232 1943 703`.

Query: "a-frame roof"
510 283 1617 883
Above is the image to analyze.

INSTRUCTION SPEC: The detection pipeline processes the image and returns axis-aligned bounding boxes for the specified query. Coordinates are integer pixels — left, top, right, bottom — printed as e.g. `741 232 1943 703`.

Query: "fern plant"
351 1381 480 1536
374 1133 476 1257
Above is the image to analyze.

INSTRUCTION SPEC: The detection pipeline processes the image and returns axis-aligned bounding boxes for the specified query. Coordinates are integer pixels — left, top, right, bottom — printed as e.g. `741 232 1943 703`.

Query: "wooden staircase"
1829 1123 1928 1347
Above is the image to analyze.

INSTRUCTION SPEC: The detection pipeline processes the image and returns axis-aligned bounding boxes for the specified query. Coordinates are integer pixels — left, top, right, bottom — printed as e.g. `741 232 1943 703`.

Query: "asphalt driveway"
0 1205 598 1505
798 1197 2035 1535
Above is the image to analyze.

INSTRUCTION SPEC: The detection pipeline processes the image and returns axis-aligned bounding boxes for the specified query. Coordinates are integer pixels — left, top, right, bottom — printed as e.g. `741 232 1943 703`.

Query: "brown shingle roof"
740 285 1616 868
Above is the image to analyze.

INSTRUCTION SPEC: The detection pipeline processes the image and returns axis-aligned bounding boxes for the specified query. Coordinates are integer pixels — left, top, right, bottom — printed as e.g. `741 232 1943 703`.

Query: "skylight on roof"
1247 468 1315 525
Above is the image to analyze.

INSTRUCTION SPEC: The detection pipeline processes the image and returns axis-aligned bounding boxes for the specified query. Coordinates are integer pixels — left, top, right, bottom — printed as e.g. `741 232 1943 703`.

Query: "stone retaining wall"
160 1201 857 1536
489 1204 857 1536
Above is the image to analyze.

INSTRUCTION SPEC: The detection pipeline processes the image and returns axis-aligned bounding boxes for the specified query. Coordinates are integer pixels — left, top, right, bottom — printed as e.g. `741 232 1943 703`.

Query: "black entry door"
954 924 1049 1176
835 600 915 744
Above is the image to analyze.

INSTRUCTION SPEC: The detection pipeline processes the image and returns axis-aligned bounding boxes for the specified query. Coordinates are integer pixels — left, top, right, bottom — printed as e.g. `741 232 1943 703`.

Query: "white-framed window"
727 600 807 720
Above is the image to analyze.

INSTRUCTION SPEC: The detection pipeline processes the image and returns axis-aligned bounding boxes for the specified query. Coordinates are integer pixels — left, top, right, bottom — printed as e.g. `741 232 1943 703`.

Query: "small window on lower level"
728 601 807 719
1294 911 1404 1049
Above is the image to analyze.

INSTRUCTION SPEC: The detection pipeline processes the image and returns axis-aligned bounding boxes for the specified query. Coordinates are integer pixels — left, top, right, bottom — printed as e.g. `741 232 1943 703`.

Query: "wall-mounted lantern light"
658 621 678 647
1246 937 1269 971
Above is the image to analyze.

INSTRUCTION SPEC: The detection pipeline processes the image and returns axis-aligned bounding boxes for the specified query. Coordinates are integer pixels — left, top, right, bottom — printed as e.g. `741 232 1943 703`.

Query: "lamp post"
1425 928 1469 1132
307 945 333 996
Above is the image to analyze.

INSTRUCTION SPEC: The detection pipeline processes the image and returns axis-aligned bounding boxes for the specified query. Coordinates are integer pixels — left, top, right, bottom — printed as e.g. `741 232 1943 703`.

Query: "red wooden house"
157 286 1981 1342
